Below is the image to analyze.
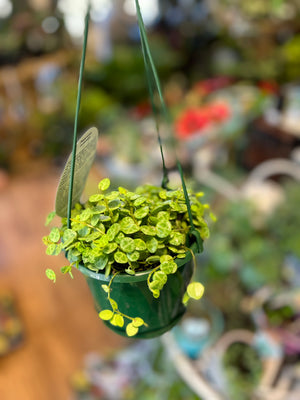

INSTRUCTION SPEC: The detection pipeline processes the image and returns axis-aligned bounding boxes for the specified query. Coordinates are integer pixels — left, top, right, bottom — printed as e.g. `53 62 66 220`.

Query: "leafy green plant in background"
223 342 262 400
267 182 300 259
44 178 210 336
198 180 300 330
203 200 281 292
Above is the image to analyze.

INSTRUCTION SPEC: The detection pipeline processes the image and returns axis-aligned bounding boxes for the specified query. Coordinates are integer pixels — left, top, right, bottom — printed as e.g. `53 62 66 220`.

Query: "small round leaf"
99 309 114 321
126 323 139 337
187 282 205 300
45 269 56 282
140 225 157 236
125 267 136 275
114 251 128 264
108 199 121 210
120 217 139 234
118 186 127 194
120 237 136 253
146 237 158 253
62 229 77 247
160 261 177 274
94 255 108 270
98 178 110 191
103 242 118 254
46 243 56 255
49 227 60 243
110 299 118 311
134 238 146 251
182 292 190 306
134 197 147 206
127 251 140 262
134 206 149 219
157 211 170 221
170 232 185 246
106 223 121 241
101 284 109 293
160 255 173 263
132 317 144 328
114 314 124 327
89 194 103 202
110 314 120 326
176 253 187 259
156 220 172 238
153 271 167 285
45 211 56 226
95 234 109 248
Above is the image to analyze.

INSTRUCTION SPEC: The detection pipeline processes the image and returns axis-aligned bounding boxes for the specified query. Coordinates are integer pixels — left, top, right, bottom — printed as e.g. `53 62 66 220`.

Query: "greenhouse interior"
0 1 300 399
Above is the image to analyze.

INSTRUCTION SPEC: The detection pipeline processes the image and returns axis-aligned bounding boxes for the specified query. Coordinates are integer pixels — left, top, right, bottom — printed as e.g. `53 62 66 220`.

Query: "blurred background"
0 0 300 399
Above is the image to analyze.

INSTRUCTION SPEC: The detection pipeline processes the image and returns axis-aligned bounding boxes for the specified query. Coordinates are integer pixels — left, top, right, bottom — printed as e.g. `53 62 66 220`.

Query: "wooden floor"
0 165 126 400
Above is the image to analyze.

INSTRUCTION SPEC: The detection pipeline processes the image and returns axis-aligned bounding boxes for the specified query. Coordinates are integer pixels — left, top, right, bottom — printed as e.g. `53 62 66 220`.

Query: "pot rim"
78 241 199 283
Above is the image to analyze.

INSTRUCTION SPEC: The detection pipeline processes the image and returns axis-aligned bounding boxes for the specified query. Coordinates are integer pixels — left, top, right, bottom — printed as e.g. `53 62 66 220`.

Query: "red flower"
175 108 210 139
207 102 231 122
175 102 231 139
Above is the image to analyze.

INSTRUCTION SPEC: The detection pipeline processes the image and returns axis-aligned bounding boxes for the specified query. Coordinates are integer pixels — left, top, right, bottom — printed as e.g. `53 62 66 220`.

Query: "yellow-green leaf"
126 323 139 337
132 317 144 327
49 227 60 243
101 284 109 293
45 211 56 226
89 194 104 202
99 309 114 320
120 237 135 253
134 206 149 219
156 220 172 238
45 268 56 282
106 223 121 241
114 314 124 327
140 225 156 236
98 178 110 191
134 238 146 251
187 282 205 300
110 314 119 326
127 251 140 262
182 292 190 306
114 251 128 264
46 243 56 255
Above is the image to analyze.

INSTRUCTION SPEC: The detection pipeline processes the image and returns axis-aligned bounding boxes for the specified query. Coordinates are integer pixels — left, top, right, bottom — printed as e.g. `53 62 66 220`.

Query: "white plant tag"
55 127 98 217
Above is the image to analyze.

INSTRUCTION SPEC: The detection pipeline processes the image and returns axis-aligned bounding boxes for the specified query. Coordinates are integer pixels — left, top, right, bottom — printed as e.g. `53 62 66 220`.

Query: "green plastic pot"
78 242 198 339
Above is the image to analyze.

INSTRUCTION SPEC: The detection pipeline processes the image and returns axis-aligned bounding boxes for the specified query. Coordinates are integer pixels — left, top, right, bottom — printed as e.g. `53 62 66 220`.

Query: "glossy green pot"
78 242 197 339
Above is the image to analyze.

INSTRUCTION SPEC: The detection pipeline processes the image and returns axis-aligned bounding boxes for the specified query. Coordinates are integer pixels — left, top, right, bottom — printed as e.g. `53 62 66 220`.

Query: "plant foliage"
44 179 210 335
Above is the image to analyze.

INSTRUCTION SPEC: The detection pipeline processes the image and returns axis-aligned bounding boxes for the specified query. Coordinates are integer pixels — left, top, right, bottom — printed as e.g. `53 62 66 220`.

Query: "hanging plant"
43 1 212 338
44 178 210 337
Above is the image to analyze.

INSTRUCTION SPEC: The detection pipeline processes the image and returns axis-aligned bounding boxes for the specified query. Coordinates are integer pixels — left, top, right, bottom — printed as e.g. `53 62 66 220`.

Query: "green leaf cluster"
44 179 209 277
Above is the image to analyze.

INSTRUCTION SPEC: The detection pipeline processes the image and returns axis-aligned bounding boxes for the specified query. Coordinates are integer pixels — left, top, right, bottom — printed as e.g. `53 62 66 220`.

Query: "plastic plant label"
55 127 98 217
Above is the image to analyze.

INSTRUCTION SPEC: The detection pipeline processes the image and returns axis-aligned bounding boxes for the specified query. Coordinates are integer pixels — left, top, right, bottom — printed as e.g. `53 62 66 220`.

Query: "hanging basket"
44 2 208 339
78 242 197 339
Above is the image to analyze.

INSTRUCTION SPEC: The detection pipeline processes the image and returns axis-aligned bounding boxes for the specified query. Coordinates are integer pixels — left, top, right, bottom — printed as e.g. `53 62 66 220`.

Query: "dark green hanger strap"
67 7 90 228
135 0 202 252
135 0 169 189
